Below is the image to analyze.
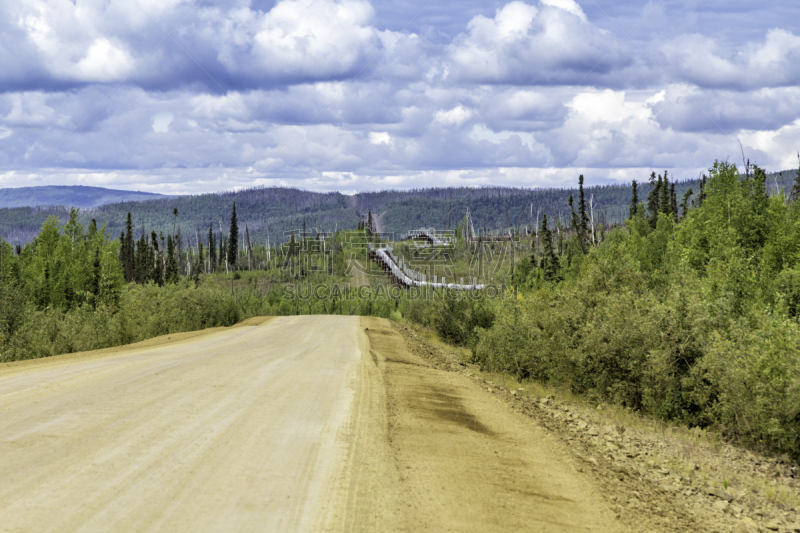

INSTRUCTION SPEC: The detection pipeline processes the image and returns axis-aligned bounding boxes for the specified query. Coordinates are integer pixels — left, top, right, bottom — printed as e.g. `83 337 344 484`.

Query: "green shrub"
0 281 241 362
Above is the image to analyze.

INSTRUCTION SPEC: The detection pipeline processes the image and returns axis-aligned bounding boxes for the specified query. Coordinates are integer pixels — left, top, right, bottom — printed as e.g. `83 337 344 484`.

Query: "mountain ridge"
1 169 796 245
0 185 170 209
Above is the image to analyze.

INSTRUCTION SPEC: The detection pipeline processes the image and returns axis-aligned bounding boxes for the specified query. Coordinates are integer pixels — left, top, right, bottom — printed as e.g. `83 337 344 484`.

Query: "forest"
3 170 796 247
2 161 800 460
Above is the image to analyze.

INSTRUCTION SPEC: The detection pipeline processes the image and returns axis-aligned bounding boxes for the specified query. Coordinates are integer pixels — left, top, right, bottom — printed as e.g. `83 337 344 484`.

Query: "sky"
1 0 799 195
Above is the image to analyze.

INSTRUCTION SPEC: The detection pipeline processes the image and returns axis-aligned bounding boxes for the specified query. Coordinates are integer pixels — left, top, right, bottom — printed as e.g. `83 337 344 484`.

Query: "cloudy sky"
1 0 799 195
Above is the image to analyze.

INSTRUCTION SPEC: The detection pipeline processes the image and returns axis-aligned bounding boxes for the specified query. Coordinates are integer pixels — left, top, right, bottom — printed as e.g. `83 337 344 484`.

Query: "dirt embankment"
346 317 625 532
389 322 800 533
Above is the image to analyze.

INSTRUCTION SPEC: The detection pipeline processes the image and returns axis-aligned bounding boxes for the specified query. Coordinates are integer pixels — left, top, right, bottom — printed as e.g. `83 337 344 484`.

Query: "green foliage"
16 210 123 311
1 281 241 362
0 214 241 362
629 180 639 219
6 161 800 461
228 202 239 266
434 293 495 348
467 161 800 459
538 214 560 282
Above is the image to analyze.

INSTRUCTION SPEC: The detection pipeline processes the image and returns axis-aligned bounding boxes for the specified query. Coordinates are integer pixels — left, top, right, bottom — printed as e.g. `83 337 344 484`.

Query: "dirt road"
0 316 624 532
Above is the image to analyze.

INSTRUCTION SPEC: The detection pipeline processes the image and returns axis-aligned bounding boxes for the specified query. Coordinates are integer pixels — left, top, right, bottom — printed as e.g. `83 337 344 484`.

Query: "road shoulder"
351 316 625 532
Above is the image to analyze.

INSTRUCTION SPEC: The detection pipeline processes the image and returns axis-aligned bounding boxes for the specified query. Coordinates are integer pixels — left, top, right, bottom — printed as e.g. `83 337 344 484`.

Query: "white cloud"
2 1 800 195
152 113 174 133
540 0 586 21
74 38 135 82
651 85 800 134
206 0 381 81
447 1 624 84
664 29 800 90
434 105 472 126
369 131 392 145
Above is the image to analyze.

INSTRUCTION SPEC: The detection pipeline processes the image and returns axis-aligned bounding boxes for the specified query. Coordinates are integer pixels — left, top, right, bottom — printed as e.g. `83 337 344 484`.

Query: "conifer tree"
670 182 678 222
568 195 577 228
680 188 693 219
197 243 204 275
151 231 162 285
366 210 374 239
91 249 101 306
123 212 134 282
165 235 178 283
539 214 559 281
228 202 238 267
158 232 166 285
177 228 184 275
244 225 252 270
629 180 639 219
208 223 216 273
697 174 707 207
647 172 661 228
577 175 589 246
135 234 147 283
660 170 672 216
118 231 126 275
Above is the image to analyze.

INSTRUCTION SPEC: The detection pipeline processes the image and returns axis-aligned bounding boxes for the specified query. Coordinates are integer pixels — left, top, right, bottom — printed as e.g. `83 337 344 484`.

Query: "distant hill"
1 170 796 245
0 186 169 209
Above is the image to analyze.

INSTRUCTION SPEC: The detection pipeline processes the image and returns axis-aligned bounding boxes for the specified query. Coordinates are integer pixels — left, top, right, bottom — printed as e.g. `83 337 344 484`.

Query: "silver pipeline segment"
368 243 483 291
398 228 451 247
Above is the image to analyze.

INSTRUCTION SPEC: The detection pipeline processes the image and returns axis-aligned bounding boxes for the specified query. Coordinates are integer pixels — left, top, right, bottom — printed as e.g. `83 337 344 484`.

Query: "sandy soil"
346 317 624 533
2 315 629 532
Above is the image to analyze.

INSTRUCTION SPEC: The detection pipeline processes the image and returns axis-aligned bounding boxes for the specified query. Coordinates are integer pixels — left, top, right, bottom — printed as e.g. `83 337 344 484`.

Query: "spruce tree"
670 182 678 222
698 174 707 207
568 195 579 230
208 223 216 273
118 231 126 276
539 214 559 282
123 212 134 282
91 249 101 306
134 234 147 283
680 188 693 219
244 225 252 269
165 235 178 283
151 231 161 285
577 175 589 246
660 170 672 216
228 202 238 267
629 180 639 219
172 208 179 238
647 172 661 228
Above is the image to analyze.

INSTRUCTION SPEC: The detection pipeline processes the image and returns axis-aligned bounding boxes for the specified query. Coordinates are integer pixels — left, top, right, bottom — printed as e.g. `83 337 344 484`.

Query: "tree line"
467 159 800 458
